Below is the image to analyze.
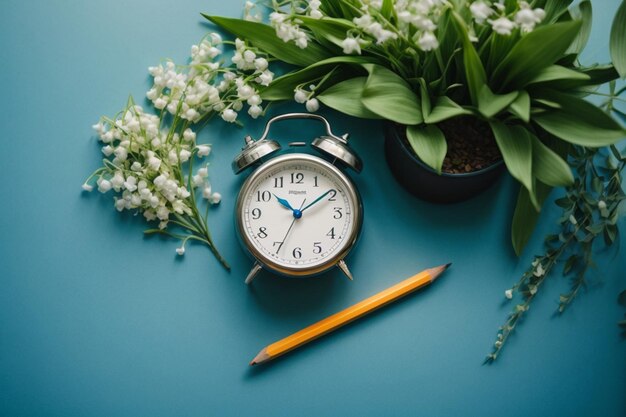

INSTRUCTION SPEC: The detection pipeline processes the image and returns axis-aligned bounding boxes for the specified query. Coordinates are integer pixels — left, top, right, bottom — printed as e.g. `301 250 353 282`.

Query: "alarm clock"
232 113 363 284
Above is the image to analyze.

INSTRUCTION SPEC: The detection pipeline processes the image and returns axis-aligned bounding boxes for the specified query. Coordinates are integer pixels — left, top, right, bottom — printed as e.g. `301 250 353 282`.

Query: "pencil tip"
249 348 270 366
428 263 451 281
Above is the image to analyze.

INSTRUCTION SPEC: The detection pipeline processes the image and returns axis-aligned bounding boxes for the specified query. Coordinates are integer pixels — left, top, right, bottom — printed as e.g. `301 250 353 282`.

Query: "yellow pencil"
250 263 451 365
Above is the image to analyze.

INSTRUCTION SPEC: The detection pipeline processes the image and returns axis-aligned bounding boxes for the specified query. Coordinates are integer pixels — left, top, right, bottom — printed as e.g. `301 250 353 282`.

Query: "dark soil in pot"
438 117 502 173
384 118 506 204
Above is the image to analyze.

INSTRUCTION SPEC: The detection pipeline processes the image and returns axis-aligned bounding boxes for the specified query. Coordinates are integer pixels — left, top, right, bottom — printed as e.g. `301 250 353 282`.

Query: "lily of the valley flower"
515 1 545 32
489 16 516 35
221 108 238 123
84 34 244 267
470 1 494 24
342 37 362 54
417 31 439 51
294 88 308 104
305 98 320 112
196 145 211 157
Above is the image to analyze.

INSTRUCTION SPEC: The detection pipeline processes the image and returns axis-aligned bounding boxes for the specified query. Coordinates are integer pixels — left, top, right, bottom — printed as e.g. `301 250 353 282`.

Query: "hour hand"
273 193 295 211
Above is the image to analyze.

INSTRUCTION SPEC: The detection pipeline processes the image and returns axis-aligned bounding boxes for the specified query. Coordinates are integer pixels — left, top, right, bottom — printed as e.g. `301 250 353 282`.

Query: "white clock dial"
237 154 361 275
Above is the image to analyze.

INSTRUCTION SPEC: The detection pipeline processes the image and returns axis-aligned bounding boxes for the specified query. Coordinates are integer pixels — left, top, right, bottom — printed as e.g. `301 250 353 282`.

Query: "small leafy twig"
486 144 626 362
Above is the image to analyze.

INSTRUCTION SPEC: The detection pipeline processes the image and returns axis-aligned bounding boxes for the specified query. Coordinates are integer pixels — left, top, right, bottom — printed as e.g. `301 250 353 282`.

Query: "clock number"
256 190 271 202
257 227 268 239
313 176 319 187
290 172 304 184
333 207 342 219
292 247 302 259
326 227 336 239
328 190 337 201
313 242 322 254
273 176 283 188
251 208 262 220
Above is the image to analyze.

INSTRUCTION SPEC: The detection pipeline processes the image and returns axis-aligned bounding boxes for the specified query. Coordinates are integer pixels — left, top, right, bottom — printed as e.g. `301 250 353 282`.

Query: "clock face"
237 154 361 275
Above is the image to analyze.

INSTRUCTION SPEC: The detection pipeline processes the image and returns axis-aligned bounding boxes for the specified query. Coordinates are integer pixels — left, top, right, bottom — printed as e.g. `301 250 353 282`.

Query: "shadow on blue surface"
242 270 447 381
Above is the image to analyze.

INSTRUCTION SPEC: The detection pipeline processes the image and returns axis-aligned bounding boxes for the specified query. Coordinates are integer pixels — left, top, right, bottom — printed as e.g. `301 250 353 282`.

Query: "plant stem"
487 143 626 362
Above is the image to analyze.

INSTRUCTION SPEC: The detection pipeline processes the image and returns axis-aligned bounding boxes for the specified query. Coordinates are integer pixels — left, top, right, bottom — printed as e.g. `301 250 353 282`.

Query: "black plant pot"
384 123 506 204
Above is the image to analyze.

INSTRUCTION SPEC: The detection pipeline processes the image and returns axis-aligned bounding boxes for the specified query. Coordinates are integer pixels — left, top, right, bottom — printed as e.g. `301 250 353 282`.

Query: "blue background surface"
1 1 625 416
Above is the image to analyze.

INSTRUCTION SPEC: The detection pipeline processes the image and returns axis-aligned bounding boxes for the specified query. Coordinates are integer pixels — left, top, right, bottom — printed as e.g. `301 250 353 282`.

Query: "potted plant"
204 0 626 254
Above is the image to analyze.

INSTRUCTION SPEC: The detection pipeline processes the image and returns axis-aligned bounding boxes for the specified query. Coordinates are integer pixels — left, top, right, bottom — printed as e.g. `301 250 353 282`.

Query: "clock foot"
337 259 354 281
244 263 263 285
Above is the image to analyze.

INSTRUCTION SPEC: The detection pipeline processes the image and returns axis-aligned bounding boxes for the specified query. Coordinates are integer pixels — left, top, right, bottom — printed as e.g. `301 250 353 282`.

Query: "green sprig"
487 143 626 362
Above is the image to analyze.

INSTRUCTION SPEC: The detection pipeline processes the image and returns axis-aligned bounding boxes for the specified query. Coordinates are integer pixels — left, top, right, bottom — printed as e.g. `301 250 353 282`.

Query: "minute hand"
301 189 335 213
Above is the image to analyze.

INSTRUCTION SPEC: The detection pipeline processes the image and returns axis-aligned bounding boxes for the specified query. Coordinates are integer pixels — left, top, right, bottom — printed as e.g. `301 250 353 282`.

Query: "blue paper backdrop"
1 1 625 416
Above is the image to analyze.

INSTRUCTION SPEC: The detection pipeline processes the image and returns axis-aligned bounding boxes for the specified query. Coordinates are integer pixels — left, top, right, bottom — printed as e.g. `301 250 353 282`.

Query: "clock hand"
275 198 306 254
301 189 335 213
273 193 295 211
273 193 303 219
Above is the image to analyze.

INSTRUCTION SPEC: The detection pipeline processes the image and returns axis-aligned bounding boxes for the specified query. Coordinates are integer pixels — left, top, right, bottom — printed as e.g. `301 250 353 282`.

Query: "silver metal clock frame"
235 153 363 284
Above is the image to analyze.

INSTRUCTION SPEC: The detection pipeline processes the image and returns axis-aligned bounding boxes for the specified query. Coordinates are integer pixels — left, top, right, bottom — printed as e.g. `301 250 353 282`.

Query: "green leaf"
604 224 618 244
435 8 461 71
418 79 432 119
490 122 534 202
319 0 343 17
333 0 361 19
563 254 579 275
544 0 574 23
566 0 592 55
531 135 574 186
511 187 538 256
261 67 332 101
317 77 383 119
462 40 487 107
509 91 530 122
614 108 626 124
260 56 375 100
511 182 552 255
486 28 520 74
425 96 473 124
610 0 626 78
452 12 486 105
610 144 624 161
533 91 626 146
478 85 519 118
406 124 447 174
555 196 572 208
381 0 394 19
493 20 582 89
586 223 604 234
548 65 619 90
591 176 602 193
297 16 355 48
361 64 423 125
203 15 331 66
532 98 562 109
527 65 590 84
